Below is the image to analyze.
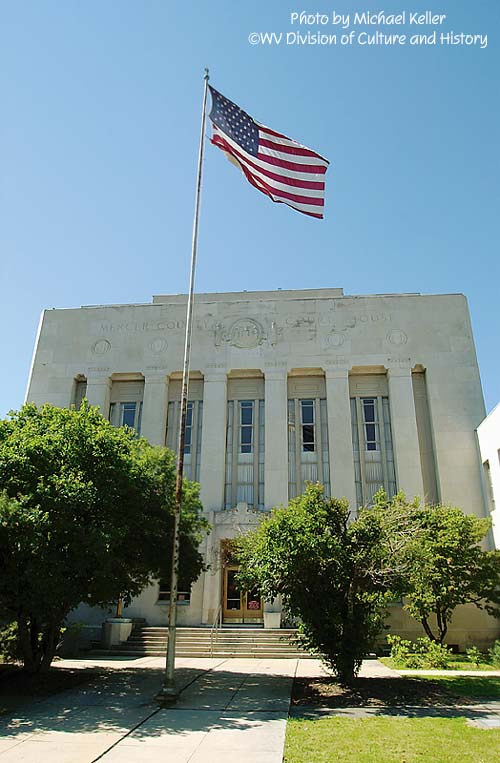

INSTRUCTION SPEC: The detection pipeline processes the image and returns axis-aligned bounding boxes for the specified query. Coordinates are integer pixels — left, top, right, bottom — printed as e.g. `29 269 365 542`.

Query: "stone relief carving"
91 339 111 355
149 338 168 354
324 330 346 349
214 322 225 347
387 329 408 346
229 319 264 348
214 502 264 530
212 318 283 349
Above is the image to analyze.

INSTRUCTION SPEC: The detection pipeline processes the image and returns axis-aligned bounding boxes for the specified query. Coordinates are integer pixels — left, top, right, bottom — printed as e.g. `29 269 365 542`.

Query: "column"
85 372 111 415
201 510 219 623
140 373 169 445
325 369 357 509
387 366 425 499
199 373 227 510
264 370 289 508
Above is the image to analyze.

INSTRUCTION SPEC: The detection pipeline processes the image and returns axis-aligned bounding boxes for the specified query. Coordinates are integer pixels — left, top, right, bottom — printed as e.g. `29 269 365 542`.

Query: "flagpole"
158 68 210 703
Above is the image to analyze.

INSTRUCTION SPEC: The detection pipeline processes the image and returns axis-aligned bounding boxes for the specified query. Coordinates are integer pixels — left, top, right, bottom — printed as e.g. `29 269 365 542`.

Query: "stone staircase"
97 625 308 659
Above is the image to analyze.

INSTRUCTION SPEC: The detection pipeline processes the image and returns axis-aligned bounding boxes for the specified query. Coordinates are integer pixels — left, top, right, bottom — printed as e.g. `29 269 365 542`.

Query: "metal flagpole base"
155 682 179 706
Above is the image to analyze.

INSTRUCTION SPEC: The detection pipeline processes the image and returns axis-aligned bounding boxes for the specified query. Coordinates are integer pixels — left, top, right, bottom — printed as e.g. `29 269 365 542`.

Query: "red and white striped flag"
208 87 329 219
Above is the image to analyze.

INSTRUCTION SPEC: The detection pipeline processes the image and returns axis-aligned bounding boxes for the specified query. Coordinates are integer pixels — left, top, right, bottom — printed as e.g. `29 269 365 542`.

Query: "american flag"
208 87 329 219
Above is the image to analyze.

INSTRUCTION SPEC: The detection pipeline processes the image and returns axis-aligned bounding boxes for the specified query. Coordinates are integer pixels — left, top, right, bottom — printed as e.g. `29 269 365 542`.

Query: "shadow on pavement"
0 665 292 741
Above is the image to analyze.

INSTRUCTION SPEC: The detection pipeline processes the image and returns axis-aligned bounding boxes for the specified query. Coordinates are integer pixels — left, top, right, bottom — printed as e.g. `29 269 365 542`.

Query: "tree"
0 402 208 673
370 491 500 643
236 483 393 684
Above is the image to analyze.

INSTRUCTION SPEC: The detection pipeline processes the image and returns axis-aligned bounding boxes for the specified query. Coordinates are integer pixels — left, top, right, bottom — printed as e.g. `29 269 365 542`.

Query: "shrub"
416 637 452 669
386 634 452 669
0 622 21 663
387 635 413 664
488 640 500 667
466 646 483 667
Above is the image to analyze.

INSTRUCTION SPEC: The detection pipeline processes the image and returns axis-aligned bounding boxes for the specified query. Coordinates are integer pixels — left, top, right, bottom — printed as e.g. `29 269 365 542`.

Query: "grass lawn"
417 675 500 699
285 716 500 763
380 656 499 672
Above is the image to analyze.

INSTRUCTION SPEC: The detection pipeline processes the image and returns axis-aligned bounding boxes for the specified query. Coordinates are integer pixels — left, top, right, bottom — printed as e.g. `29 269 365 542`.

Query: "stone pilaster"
325 368 357 509
264 370 289 509
85 372 111 415
199 373 227 511
387 366 424 499
140 373 168 445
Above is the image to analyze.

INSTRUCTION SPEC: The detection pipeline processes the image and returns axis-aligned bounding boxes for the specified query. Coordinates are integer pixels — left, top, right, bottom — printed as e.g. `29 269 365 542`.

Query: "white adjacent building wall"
477 404 500 550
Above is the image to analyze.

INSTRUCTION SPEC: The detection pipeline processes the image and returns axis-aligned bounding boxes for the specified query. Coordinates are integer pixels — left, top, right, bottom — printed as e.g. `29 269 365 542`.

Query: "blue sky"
1 1 499 415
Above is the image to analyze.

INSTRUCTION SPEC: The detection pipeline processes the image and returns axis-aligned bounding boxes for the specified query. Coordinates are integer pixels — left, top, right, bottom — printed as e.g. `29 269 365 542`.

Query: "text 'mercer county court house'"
26 287 499 647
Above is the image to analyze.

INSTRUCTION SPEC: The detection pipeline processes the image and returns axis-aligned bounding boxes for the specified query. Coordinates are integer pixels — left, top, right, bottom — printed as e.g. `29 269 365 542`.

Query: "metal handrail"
209 602 223 658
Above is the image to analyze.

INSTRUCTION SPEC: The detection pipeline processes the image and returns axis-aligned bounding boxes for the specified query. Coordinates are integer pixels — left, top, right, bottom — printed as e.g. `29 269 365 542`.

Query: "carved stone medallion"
91 339 111 355
229 318 264 349
387 329 408 346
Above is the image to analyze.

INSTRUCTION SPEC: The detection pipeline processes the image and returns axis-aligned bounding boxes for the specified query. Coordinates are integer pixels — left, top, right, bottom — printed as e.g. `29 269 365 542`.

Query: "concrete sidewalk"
0 656 299 763
4 655 497 762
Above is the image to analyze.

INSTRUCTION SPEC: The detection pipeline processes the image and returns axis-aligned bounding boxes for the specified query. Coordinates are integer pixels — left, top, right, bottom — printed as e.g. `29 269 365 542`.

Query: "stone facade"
26 287 499 648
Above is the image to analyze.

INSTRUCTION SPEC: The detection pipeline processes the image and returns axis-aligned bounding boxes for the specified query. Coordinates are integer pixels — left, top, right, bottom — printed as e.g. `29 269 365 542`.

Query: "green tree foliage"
0 403 208 673
236 484 393 684
370 491 500 643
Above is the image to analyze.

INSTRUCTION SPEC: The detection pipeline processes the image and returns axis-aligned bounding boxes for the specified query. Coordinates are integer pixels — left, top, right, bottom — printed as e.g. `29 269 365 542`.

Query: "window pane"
302 424 315 451
363 399 375 422
226 570 241 610
241 426 252 444
240 401 253 425
240 401 254 454
158 579 191 602
184 402 193 454
365 423 376 442
301 400 314 424
121 402 136 428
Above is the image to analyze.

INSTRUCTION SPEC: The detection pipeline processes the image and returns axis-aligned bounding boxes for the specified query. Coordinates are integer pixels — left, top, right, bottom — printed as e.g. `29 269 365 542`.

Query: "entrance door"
222 565 263 624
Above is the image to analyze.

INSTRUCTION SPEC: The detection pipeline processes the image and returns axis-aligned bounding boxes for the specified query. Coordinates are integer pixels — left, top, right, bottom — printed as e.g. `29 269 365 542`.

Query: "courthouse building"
26 287 499 646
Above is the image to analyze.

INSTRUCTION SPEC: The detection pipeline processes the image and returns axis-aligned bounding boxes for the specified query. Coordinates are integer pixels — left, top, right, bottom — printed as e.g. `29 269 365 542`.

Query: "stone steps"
95 626 309 659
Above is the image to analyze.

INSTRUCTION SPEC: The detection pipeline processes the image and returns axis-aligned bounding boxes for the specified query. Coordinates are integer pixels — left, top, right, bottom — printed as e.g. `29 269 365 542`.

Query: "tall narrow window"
166 379 203 482
72 378 87 409
225 376 265 509
351 394 396 507
109 401 143 433
240 401 254 453
108 379 144 436
300 400 315 452
184 402 194 454
288 376 330 500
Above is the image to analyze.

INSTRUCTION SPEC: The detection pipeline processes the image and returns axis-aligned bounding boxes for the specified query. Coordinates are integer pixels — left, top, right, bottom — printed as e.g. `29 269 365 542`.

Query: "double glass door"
222 565 262 623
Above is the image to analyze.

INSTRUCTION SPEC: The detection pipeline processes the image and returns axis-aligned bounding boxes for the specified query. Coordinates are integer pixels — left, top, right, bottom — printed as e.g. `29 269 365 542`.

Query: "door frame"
222 564 263 624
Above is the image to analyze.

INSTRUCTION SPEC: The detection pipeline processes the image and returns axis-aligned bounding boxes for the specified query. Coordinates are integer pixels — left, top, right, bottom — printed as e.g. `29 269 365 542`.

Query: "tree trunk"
421 617 438 642
39 623 62 672
18 618 42 673
436 609 448 643
337 652 356 686
18 616 62 673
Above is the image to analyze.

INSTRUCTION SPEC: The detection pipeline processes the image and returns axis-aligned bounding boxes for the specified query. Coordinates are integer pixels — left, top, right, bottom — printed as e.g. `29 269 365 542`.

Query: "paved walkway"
0 656 298 763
